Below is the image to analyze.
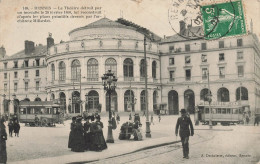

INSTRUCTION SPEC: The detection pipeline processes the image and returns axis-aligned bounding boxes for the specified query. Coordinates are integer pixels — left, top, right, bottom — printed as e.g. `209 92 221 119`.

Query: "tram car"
18 101 61 127
197 103 244 125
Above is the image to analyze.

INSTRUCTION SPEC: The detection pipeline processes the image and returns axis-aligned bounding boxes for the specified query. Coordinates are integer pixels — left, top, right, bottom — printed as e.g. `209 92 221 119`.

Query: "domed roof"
69 18 133 35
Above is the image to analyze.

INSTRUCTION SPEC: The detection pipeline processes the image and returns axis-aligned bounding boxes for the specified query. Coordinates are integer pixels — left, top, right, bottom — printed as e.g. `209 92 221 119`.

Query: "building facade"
1 18 260 115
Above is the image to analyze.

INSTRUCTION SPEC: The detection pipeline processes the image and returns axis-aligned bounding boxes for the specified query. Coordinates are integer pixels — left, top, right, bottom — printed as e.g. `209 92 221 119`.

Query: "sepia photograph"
0 0 259 163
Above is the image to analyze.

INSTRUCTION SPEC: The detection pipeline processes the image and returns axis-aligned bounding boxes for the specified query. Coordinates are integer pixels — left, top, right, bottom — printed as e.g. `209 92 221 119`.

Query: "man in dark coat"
13 120 20 137
0 116 7 164
175 109 194 159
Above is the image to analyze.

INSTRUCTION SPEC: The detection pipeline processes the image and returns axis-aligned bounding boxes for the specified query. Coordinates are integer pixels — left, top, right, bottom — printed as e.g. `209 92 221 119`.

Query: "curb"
195 129 233 131
69 140 181 164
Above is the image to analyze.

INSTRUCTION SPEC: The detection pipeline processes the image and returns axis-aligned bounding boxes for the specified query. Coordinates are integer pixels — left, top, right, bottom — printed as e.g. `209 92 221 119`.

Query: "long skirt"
0 141 7 163
91 132 107 151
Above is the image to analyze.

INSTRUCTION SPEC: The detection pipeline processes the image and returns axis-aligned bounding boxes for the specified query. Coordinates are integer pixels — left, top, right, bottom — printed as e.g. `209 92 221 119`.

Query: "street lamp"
101 70 117 143
84 93 89 113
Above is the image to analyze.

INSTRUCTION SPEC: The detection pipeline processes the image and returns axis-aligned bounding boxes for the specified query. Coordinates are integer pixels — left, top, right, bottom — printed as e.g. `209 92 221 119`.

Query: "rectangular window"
219 41 224 48
185 56 191 64
237 51 243 60
25 71 28 78
219 53 225 61
202 68 208 80
14 83 17 92
169 46 174 53
4 73 7 79
4 83 7 92
36 81 39 91
4 63 7 69
36 59 40 66
24 60 29 67
14 61 18 68
219 67 225 78
185 44 190 52
169 57 175 65
36 70 39 77
14 72 18 78
185 69 191 81
201 54 207 63
169 71 175 81
201 43 207 50
238 65 244 77
237 38 243 47
25 82 28 91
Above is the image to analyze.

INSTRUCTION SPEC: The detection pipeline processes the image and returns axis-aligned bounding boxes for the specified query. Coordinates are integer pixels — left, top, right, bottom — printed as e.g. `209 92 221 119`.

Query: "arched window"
72 91 80 113
23 98 30 102
50 93 55 101
152 61 157 79
59 61 66 82
105 58 117 75
60 92 66 113
140 90 146 111
236 87 248 100
71 60 81 82
217 87 230 102
34 97 41 101
51 64 55 82
87 58 99 81
140 59 145 79
124 90 135 112
88 90 99 111
123 58 134 80
200 88 212 101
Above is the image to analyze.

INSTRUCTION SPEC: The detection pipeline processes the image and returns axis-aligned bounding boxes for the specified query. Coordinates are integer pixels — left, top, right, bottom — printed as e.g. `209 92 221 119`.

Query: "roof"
160 26 204 43
1 45 47 61
69 18 131 35
19 101 60 107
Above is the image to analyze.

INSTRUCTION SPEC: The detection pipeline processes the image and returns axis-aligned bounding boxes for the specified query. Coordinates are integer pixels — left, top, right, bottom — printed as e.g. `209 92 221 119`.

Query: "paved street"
4 114 260 164
88 126 260 164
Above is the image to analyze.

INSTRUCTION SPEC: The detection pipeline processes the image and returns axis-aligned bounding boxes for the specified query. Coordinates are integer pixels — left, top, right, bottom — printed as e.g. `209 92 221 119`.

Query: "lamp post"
101 70 117 143
85 93 89 113
207 70 213 129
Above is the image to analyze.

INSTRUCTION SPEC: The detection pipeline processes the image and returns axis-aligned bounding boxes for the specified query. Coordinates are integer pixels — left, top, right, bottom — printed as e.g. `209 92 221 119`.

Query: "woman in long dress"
90 115 107 152
68 117 76 149
71 116 85 152
83 116 92 151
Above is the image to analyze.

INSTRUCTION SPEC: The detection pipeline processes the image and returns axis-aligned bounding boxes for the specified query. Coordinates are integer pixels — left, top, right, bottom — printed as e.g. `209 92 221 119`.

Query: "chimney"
25 40 35 54
47 32 54 49
0 45 6 58
179 20 186 35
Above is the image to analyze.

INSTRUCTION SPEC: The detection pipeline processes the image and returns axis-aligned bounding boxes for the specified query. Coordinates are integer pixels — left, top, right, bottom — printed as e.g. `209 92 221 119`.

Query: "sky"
0 0 259 56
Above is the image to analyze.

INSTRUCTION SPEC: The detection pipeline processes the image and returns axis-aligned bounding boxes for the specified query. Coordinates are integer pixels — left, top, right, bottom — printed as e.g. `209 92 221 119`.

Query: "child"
8 120 14 137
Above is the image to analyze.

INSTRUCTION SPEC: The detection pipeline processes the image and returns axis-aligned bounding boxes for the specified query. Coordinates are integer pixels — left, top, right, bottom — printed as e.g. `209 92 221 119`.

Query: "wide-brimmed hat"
180 109 186 114
72 116 77 121
95 115 101 120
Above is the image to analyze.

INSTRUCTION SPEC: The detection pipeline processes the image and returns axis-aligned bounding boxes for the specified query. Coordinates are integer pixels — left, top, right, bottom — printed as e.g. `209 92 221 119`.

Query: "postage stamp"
201 0 247 40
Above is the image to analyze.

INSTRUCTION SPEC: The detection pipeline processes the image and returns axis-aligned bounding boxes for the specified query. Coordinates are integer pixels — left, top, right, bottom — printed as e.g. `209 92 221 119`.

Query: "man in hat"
175 108 194 159
0 116 7 163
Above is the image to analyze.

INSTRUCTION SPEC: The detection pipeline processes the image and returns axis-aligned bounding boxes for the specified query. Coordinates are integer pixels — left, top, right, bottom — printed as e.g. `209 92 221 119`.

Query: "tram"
196 102 244 125
18 101 61 126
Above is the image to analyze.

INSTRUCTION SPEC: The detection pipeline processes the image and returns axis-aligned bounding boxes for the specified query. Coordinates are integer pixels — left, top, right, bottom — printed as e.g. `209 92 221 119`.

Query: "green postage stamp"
201 0 246 40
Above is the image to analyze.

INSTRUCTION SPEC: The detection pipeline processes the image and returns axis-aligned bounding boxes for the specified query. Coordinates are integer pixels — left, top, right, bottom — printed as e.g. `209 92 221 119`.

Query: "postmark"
201 0 247 40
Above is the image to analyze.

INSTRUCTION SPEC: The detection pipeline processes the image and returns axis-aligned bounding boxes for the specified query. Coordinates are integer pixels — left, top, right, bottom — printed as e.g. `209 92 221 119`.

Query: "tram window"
27 108 32 114
212 108 216 114
35 108 41 114
233 109 238 114
205 108 209 113
217 108 221 114
239 109 243 114
227 109 231 114
222 109 227 114
20 108 26 114
40 108 45 114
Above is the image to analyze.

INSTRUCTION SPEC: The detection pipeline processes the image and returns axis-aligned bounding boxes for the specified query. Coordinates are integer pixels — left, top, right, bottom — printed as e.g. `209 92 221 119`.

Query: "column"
147 57 151 82
134 57 139 81
66 90 70 114
66 59 71 84
136 88 141 112
99 88 106 113
55 60 59 84
117 88 124 112
99 56 104 82
117 56 123 82
148 89 153 113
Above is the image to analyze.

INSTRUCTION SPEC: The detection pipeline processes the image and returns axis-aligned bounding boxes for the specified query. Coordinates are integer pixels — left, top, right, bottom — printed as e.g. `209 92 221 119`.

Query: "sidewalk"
11 136 181 164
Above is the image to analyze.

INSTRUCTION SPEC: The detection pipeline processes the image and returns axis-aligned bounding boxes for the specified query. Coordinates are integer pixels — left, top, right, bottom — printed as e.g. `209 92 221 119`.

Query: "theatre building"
0 18 260 115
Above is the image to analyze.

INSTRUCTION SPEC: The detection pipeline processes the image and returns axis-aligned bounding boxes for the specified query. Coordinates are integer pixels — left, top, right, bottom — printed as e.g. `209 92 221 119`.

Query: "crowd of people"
68 114 107 152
